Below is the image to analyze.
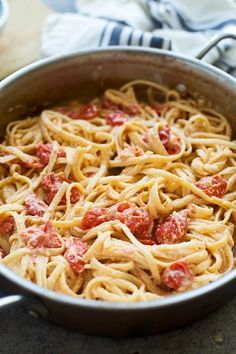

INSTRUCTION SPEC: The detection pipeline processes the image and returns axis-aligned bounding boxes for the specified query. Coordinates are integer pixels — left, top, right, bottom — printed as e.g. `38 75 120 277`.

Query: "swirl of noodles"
0 80 235 302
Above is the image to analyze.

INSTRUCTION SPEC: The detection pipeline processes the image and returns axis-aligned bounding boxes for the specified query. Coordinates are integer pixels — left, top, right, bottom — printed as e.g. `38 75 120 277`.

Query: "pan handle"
196 33 236 60
0 294 24 308
0 293 49 318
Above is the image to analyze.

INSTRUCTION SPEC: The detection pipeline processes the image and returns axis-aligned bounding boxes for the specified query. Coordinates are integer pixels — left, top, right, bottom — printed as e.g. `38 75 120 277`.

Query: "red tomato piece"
36 143 52 167
77 104 99 120
116 202 132 213
119 146 144 160
138 238 156 246
106 111 129 126
115 203 154 239
64 237 88 273
80 208 111 229
40 173 80 204
24 193 47 217
14 158 43 170
159 125 180 155
36 143 66 165
23 222 61 249
70 187 80 204
55 104 99 120
101 97 121 111
161 261 193 290
195 175 227 198
0 216 15 236
159 125 170 146
155 210 188 244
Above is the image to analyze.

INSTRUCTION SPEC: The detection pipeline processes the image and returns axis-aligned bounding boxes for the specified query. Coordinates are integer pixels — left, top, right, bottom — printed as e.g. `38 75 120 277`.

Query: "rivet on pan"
28 310 41 318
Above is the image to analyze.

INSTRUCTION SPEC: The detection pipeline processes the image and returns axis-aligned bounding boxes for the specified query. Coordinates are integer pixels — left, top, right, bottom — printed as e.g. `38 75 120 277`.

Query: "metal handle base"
196 33 236 60
0 293 48 319
0 294 24 308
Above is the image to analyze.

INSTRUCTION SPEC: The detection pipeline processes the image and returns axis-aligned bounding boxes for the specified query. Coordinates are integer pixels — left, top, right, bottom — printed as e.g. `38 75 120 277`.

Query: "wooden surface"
0 0 51 79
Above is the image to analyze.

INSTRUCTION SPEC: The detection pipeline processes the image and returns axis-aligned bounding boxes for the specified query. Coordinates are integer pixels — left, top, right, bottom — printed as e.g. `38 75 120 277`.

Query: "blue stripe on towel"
98 24 108 46
150 36 163 48
109 25 123 45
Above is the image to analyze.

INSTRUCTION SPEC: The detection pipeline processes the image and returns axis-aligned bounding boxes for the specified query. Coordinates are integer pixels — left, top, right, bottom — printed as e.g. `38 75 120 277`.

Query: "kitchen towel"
41 0 236 74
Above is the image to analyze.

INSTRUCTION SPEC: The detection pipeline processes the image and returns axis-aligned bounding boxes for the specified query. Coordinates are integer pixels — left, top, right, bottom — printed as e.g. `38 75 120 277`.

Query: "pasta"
0 79 235 302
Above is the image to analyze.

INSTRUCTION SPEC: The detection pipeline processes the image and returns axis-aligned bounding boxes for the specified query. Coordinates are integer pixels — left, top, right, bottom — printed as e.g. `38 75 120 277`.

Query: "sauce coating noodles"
0 80 235 302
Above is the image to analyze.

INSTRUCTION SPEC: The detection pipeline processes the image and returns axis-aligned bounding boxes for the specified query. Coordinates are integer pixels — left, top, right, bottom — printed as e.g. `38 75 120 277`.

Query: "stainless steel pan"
0 34 236 337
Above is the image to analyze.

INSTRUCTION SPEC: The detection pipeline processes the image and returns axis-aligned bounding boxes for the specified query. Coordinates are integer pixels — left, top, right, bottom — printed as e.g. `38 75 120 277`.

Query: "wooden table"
0 0 51 79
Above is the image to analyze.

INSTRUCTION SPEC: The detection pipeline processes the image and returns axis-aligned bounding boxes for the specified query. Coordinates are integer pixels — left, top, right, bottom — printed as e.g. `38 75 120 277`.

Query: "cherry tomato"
55 104 99 120
159 125 180 155
76 104 99 120
161 261 193 290
36 143 52 167
101 97 121 111
36 143 66 166
64 237 88 273
24 193 47 217
106 112 129 126
115 203 154 239
0 216 15 236
70 188 80 204
138 238 156 245
196 175 227 198
40 173 80 204
80 208 111 229
116 202 131 213
159 125 170 146
155 210 188 244
23 222 61 249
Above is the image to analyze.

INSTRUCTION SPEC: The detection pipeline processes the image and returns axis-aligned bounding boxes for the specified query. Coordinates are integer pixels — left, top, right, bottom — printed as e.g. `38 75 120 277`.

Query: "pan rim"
0 46 236 310
1 263 236 310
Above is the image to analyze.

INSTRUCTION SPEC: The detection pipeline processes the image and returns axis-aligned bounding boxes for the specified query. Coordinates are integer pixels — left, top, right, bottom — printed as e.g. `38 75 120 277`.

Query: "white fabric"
41 0 236 73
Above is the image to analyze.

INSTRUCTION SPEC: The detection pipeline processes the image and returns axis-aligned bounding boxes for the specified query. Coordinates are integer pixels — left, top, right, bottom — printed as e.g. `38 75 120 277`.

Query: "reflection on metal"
196 33 236 60
0 294 23 308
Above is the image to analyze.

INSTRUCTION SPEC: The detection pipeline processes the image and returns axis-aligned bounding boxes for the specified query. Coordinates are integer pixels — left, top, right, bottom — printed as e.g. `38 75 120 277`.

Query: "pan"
0 33 236 337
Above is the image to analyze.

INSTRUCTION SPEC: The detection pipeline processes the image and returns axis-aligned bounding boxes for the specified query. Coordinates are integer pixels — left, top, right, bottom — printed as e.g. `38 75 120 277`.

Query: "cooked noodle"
0 80 235 302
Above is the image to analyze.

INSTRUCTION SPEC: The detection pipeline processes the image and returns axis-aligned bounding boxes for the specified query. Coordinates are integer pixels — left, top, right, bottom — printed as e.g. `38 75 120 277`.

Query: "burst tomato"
55 104 99 120
40 173 80 204
23 222 61 249
196 175 227 198
155 210 188 244
35 143 52 167
106 112 128 126
0 216 15 236
158 125 180 155
161 261 193 290
24 193 47 217
64 237 88 273
115 202 154 239
80 208 111 229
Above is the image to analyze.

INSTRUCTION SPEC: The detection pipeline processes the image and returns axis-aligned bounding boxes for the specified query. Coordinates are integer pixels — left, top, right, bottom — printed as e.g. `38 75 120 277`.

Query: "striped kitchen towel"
41 0 236 75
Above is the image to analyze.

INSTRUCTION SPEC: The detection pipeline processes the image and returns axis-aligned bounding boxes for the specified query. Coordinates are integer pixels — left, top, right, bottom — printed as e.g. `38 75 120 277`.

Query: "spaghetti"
0 80 235 302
